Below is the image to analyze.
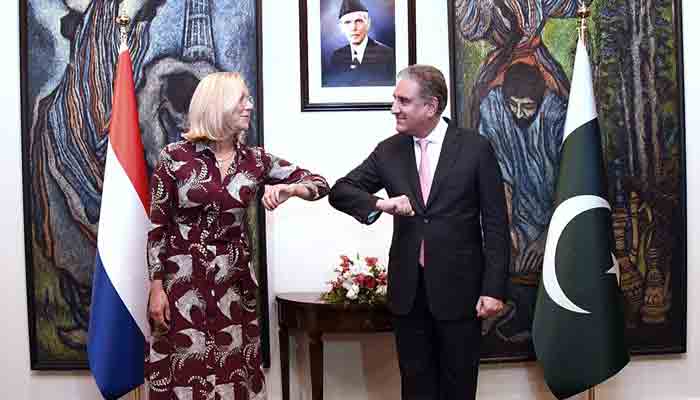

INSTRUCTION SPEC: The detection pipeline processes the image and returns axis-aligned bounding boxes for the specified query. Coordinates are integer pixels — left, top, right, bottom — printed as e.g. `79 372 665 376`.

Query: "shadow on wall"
290 332 399 399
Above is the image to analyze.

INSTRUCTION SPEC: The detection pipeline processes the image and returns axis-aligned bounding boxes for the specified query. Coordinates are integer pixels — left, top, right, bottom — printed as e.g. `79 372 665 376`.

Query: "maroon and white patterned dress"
146 140 328 399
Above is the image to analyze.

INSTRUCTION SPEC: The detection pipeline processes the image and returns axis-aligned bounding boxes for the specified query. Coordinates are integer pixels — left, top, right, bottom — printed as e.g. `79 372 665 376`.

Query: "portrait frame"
20 0 270 369
299 0 417 111
447 0 687 362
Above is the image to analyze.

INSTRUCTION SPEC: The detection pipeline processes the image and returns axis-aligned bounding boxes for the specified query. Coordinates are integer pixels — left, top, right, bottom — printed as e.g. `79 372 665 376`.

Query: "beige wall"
2 1 699 399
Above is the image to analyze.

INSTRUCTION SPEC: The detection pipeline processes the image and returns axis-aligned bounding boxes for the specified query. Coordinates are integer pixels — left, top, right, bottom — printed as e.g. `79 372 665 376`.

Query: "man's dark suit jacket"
329 119 510 320
324 37 395 87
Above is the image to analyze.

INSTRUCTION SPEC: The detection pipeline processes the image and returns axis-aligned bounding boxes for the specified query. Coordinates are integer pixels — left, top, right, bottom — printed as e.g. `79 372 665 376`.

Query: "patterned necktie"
418 139 431 266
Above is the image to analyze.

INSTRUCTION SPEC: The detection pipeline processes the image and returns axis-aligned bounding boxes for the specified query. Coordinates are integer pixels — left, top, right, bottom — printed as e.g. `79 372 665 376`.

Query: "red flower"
340 255 352 270
364 276 377 289
324 253 387 304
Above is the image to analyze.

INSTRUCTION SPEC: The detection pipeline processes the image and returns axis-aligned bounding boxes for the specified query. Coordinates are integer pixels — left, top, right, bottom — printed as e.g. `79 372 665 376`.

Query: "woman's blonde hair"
182 71 248 142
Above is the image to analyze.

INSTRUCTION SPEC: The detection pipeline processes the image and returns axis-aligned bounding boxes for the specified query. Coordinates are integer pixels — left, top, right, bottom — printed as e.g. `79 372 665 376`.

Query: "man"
324 0 395 87
329 65 509 399
455 0 577 126
478 62 566 342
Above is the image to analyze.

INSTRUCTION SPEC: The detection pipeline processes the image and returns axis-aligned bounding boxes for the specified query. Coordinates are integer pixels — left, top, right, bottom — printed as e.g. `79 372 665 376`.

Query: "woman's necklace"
215 151 234 168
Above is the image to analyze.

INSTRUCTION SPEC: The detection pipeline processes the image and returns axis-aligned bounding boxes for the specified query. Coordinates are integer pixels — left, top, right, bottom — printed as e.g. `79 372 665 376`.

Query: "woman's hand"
148 280 170 335
263 184 298 210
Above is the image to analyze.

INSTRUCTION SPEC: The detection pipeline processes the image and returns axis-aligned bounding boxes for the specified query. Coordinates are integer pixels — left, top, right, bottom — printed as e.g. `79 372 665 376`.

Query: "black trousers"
392 267 482 400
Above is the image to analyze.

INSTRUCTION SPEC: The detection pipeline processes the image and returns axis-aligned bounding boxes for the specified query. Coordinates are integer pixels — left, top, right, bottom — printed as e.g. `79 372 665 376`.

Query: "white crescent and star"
539 40 621 315
542 195 620 315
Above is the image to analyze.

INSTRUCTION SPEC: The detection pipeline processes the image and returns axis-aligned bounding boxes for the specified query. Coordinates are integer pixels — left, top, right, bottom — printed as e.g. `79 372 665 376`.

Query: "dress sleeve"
261 148 330 200
147 147 177 281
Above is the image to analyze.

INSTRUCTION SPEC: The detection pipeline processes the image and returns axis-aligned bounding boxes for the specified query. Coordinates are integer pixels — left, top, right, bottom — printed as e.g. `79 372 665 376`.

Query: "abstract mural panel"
448 0 686 360
20 0 268 368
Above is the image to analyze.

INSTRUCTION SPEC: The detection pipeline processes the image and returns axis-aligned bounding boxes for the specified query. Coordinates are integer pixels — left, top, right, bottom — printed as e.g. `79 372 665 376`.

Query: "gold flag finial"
116 14 130 50
576 1 591 44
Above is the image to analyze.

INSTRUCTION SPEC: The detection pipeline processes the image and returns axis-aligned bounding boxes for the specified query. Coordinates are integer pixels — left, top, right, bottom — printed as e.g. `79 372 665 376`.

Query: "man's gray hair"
397 65 448 115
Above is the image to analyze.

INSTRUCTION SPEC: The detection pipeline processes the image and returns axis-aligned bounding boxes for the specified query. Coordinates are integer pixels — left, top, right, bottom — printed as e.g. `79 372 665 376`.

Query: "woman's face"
229 87 254 134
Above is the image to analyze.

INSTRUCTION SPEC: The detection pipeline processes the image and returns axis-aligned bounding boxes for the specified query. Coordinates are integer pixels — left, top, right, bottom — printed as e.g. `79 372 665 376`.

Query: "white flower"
342 279 354 291
378 285 387 296
349 263 364 276
346 284 360 300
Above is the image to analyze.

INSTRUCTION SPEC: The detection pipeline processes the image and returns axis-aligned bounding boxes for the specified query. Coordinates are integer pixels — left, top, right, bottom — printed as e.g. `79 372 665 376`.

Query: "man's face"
507 96 538 128
391 79 435 136
339 11 370 45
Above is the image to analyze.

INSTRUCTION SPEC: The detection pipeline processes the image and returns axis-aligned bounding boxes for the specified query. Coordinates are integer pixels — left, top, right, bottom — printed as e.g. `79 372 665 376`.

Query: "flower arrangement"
320 254 388 305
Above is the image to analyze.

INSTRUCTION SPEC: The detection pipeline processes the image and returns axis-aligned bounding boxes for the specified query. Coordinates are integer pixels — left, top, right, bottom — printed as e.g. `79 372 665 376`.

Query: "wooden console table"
276 292 393 400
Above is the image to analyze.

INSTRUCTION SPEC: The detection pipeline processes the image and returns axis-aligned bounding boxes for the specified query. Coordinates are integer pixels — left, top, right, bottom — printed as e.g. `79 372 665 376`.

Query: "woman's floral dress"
146 140 328 400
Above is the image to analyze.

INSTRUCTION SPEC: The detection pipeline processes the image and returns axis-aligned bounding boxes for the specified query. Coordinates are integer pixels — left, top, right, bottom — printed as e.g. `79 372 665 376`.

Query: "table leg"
309 331 323 400
279 325 290 400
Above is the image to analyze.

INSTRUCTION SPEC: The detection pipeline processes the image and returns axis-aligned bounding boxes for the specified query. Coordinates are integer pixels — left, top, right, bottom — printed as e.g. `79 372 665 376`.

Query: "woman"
146 72 329 399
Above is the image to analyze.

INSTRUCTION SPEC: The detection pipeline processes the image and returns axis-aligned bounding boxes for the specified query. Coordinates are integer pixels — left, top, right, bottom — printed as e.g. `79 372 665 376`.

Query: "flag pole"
131 386 142 400
116 10 130 52
117 10 144 400
588 387 596 400
576 0 595 400
578 6 596 400
576 0 591 46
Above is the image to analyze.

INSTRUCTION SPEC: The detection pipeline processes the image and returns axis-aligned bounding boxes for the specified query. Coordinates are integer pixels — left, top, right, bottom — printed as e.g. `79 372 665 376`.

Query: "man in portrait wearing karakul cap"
325 0 396 87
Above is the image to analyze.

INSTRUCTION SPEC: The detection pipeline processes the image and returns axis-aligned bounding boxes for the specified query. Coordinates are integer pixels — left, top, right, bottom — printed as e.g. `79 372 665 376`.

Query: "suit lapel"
399 135 425 212
426 121 463 208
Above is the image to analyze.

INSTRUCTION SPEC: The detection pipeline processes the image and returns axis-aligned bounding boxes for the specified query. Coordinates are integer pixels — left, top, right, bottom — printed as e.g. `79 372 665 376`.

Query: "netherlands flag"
88 42 150 399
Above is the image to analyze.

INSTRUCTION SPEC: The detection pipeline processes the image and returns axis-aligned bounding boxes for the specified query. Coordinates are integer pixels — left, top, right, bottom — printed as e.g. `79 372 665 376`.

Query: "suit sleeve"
477 139 510 300
328 145 385 225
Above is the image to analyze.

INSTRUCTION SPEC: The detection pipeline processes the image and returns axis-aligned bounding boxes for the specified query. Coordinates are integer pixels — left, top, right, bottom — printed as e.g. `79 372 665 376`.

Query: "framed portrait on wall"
448 0 686 361
20 0 270 369
300 0 416 111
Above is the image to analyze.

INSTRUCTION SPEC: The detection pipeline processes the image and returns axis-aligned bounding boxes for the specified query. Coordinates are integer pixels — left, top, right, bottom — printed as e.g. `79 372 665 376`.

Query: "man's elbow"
328 181 344 210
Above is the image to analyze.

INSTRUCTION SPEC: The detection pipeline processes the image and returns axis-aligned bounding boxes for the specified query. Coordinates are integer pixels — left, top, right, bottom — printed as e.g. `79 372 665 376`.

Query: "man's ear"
427 97 439 117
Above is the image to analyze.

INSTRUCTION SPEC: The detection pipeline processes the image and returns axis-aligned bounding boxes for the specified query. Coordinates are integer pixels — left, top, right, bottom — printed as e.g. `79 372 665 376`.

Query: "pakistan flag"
532 37 630 399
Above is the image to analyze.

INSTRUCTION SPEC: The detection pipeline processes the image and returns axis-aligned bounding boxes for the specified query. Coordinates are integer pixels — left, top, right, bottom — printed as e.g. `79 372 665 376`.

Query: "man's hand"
518 235 546 274
376 195 415 217
148 280 170 335
263 184 297 210
476 296 504 319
